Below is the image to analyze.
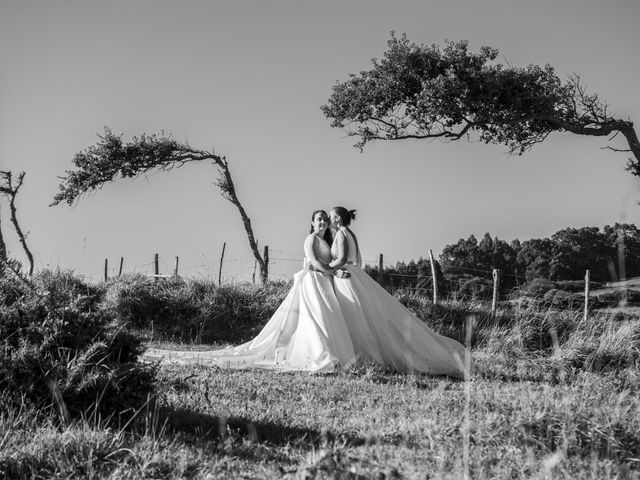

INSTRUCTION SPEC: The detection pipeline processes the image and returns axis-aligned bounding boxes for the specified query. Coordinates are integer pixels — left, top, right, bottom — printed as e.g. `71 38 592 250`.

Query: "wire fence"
87 248 640 313
42 243 638 325
92 250 587 284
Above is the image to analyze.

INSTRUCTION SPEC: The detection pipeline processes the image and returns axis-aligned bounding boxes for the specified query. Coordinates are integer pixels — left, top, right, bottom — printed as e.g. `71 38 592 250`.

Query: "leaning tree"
322 33 640 175
52 128 269 283
0 171 34 275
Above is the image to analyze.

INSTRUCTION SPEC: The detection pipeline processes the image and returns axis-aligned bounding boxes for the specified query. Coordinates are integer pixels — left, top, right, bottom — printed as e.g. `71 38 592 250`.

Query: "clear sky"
1 0 639 281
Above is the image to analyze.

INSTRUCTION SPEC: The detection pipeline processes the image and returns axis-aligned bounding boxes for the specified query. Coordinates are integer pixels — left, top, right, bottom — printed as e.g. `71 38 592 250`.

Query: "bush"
555 279 602 293
457 276 493 300
0 270 156 419
106 274 200 330
595 289 640 306
393 289 512 347
515 308 577 351
542 289 583 309
525 278 557 297
552 317 640 372
106 275 291 344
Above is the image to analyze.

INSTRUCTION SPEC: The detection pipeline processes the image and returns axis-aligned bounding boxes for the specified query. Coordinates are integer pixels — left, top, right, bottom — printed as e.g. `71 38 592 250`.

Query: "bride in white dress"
144 210 356 373
326 207 467 378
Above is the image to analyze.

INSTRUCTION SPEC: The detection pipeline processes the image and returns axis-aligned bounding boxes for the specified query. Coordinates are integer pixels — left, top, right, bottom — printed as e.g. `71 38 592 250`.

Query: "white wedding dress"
331 227 468 378
144 236 356 373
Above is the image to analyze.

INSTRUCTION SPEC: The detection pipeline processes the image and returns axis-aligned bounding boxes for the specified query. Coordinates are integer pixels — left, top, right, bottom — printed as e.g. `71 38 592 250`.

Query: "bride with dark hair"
327 206 467 378
145 210 356 373
146 208 467 378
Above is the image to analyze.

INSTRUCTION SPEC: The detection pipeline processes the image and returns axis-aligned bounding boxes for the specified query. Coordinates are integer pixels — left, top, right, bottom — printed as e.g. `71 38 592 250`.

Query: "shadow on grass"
150 405 413 477
153 405 367 449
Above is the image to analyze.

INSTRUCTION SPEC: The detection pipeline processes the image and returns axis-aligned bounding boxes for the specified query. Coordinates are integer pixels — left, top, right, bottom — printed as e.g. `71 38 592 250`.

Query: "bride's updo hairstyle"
332 206 357 226
309 209 333 245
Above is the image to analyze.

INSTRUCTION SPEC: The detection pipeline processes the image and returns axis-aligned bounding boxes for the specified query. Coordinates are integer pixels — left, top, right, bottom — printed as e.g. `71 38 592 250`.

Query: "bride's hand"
334 269 351 279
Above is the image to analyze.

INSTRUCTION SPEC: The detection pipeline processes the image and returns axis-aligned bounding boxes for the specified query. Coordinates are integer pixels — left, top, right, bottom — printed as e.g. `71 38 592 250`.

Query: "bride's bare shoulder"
304 233 317 247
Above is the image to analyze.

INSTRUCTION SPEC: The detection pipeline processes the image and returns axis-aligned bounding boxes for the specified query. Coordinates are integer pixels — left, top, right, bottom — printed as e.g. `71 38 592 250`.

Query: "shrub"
106 275 291 344
0 270 156 419
550 316 640 372
457 276 493 300
106 274 200 331
393 289 512 347
525 278 557 297
542 289 583 309
555 279 602 293
594 289 640 306
514 308 577 351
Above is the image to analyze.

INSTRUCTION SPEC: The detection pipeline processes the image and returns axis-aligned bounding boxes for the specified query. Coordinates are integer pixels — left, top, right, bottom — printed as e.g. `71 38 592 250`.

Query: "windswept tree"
52 128 269 283
322 33 640 175
0 171 34 275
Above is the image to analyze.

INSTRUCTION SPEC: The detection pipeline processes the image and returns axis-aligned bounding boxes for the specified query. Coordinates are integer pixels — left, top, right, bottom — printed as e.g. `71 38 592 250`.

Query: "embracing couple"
147 206 467 378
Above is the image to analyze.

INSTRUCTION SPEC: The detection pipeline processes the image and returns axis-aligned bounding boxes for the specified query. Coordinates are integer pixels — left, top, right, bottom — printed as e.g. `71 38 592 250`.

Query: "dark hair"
332 206 357 226
309 210 333 245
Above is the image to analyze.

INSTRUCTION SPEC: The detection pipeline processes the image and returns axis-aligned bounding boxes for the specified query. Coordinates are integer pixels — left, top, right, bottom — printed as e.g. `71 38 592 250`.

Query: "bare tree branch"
0 171 34 275
602 146 632 153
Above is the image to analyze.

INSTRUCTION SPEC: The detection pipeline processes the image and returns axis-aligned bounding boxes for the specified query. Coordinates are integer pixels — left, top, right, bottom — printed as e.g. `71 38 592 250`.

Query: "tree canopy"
322 33 640 175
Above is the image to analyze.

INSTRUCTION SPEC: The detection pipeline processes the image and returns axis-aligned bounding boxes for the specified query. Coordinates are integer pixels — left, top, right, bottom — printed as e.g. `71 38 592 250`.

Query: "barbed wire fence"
95 246 636 320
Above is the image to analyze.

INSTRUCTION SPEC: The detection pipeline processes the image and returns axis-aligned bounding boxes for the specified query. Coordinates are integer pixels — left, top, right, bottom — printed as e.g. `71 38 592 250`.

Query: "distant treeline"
365 223 640 297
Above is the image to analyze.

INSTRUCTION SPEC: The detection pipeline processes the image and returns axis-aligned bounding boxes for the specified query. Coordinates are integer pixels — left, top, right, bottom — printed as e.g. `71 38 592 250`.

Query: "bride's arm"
328 230 349 269
304 235 334 275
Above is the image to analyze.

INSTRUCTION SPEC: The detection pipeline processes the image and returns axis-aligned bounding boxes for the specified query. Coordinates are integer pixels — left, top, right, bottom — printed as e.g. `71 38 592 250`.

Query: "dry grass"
2 275 640 478
4 363 637 479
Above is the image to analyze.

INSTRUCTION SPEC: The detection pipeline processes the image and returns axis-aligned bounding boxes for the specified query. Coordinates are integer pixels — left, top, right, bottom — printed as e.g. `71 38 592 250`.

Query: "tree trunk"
7 174 34 275
3 172 34 275
620 123 640 165
542 115 640 170
215 158 268 283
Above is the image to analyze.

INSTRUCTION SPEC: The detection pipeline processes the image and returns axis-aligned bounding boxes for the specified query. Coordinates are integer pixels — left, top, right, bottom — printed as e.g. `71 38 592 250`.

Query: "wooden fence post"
263 245 269 284
174 256 179 277
378 253 384 284
584 269 590 322
492 269 500 316
252 241 259 284
428 249 438 305
118 257 124 277
218 242 226 286
617 229 628 303
104 259 108 282
154 253 159 281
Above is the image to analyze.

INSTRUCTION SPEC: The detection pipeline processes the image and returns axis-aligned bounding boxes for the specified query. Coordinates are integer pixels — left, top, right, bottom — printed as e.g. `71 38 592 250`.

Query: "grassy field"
2 273 640 479
3 355 638 479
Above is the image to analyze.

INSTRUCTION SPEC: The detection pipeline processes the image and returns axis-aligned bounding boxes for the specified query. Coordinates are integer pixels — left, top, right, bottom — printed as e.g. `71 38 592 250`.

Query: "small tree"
0 171 34 275
52 129 269 283
322 33 640 175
